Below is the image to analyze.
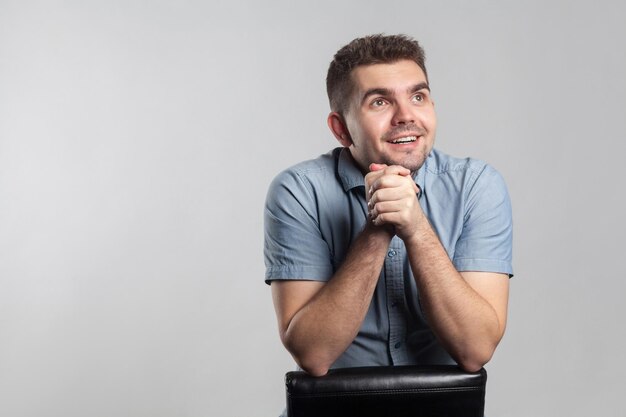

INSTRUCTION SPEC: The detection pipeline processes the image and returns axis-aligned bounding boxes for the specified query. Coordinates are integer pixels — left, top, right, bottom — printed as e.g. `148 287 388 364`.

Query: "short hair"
326 34 428 115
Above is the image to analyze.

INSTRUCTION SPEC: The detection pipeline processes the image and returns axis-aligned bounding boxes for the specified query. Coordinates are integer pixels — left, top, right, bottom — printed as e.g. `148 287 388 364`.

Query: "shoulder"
426 148 488 176
266 148 343 212
425 148 507 191
269 149 339 188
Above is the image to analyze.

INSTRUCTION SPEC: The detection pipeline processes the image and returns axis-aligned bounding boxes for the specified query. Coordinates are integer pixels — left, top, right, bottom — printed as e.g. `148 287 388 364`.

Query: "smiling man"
264 34 513 381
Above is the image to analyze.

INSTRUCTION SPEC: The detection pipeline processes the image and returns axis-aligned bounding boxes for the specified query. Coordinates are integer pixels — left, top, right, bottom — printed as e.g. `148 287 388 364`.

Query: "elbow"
297 360 330 377
289 346 332 376
456 344 496 373
282 337 332 376
289 349 331 376
457 359 485 373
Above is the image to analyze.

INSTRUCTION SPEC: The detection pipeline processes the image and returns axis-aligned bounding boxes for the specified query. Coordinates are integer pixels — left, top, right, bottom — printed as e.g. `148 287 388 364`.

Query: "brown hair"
326 34 428 115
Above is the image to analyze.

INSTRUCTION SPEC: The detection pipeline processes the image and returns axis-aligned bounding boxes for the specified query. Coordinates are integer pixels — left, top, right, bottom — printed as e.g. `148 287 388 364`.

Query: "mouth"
388 135 418 144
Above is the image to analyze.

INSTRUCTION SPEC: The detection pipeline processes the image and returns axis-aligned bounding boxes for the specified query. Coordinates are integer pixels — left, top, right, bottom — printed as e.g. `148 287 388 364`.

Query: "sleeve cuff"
453 258 514 278
265 265 334 284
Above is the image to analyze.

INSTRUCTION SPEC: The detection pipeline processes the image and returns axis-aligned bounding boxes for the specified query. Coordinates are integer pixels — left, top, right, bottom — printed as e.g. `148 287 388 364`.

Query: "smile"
389 136 418 144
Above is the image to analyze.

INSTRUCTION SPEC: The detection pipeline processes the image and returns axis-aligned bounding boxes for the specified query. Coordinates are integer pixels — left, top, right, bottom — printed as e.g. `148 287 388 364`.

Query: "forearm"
405 224 503 372
281 224 392 376
365 164 508 371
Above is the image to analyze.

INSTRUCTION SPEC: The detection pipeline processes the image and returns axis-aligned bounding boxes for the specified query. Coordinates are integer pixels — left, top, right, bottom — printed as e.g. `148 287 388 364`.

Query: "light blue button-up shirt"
264 147 512 368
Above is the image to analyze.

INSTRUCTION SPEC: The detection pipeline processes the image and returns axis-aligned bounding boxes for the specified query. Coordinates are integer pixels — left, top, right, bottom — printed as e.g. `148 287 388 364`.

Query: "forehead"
350 60 427 93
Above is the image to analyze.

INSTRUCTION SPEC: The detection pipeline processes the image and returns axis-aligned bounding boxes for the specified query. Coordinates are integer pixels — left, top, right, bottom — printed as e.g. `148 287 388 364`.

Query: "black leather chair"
285 365 486 417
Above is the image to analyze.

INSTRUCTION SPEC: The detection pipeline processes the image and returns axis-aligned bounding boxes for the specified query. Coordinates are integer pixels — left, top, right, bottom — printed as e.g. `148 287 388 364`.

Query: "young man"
264 34 512 378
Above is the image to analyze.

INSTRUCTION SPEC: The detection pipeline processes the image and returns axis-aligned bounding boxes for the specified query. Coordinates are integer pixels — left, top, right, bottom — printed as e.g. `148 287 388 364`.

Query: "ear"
327 112 352 147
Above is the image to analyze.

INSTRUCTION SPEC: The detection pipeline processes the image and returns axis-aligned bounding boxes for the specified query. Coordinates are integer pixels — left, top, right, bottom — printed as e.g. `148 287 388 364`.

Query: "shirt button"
387 250 397 258
394 341 403 349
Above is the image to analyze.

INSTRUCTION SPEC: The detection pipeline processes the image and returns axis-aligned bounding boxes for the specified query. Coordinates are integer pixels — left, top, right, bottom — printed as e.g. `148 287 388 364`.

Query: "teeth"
390 136 417 144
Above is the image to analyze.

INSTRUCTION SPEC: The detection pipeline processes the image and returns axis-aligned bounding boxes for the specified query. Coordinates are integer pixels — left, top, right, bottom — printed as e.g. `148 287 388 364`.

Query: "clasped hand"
365 163 423 242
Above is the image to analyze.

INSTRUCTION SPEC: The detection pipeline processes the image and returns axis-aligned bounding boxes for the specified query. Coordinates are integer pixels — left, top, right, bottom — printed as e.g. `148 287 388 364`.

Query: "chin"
385 152 428 172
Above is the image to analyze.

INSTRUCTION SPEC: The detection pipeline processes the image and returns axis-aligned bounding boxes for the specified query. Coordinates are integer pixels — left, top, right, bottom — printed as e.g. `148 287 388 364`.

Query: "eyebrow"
361 82 431 105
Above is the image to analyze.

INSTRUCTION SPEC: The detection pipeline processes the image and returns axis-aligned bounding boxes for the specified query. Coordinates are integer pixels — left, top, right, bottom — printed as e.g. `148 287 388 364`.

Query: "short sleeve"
264 168 334 284
452 164 513 277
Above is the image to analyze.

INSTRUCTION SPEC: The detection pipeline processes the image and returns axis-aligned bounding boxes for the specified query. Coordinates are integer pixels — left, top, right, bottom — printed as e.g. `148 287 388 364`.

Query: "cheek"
350 112 390 143
364 117 389 137
426 108 437 126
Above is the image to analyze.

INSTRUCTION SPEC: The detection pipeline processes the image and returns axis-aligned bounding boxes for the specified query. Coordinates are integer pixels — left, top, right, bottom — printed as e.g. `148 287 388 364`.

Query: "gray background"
1 1 624 416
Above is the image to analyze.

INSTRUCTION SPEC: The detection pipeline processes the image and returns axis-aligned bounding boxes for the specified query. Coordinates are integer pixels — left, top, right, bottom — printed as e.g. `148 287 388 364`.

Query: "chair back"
285 365 486 417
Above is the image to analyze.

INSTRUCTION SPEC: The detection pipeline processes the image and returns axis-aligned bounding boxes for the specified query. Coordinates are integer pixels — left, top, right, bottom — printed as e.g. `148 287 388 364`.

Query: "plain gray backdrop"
1 1 625 416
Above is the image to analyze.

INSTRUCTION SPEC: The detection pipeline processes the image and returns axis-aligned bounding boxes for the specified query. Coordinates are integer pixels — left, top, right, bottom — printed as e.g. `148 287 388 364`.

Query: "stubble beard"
380 147 428 174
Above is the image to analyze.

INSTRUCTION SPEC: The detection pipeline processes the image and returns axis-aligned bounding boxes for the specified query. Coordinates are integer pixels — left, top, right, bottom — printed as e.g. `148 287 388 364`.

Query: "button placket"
385 237 408 364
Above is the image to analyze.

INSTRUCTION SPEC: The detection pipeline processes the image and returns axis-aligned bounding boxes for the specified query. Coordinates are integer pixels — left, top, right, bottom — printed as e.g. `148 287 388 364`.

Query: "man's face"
341 59 437 173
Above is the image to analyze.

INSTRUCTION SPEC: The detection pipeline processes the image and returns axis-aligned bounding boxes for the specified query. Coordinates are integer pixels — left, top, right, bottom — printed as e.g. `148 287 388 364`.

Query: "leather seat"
285 365 486 417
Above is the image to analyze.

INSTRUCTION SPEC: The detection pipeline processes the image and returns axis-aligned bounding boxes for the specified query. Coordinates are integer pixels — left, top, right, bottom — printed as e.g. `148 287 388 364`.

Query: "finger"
379 165 411 176
369 163 388 172
372 213 384 226
370 199 410 218
366 165 410 187
370 186 416 206
370 173 417 195
371 211 404 227
369 164 409 175
366 166 415 202
370 211 407 227
365 170 387 200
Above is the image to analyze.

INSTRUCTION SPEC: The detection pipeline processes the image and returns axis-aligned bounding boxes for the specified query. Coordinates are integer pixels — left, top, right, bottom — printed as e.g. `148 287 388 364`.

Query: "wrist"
401 217 432 249
363 221 395 241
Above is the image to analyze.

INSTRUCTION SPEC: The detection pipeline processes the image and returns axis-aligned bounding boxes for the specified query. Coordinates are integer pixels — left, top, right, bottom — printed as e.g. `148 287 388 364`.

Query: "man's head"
326 34 428 116
326 34 436 173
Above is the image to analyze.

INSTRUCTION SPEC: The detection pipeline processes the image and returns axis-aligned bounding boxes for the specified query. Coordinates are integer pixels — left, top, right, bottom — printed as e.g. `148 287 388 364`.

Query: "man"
264 34 512 379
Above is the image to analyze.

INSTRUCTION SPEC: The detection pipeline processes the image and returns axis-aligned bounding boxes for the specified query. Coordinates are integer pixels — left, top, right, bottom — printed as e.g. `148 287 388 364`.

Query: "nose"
391 101 415 125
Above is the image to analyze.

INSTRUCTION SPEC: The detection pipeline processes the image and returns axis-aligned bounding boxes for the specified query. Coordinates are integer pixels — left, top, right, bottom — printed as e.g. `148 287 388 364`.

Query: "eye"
371 98 387 107
412 93 425 102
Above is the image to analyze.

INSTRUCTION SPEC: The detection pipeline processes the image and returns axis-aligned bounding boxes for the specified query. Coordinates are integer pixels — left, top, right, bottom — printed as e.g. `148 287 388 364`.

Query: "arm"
367 164 509 372
272 224 393 376
404 227 509 372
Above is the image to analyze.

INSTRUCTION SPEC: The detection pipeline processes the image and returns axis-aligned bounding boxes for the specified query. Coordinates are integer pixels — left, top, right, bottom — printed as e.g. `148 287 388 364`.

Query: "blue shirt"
264 147 513 368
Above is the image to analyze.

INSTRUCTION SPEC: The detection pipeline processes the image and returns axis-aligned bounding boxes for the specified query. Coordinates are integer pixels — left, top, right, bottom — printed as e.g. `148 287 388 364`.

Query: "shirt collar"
337 147 429 198
337 148 366 191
